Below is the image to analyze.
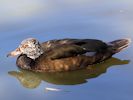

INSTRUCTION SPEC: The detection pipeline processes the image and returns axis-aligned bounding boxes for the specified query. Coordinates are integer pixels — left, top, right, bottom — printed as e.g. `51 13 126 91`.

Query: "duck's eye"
33 42 36 44
32 39 36 44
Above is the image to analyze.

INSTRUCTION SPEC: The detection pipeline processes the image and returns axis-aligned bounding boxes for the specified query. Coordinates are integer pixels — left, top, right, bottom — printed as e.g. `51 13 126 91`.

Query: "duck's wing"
41 39 108 60
41 39 108 53
73 39 108 52
45 45 87 60
59 39 108 52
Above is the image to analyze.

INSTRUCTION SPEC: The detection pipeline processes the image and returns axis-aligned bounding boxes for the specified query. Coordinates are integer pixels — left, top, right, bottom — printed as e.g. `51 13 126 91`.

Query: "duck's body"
8 38 131 72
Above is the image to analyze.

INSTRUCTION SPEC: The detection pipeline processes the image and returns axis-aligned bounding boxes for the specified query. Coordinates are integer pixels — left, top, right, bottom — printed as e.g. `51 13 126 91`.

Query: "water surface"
0 0 133 100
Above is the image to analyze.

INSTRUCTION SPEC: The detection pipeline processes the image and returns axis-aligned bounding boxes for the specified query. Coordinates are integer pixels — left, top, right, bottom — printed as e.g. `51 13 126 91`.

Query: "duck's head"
7 38 44 60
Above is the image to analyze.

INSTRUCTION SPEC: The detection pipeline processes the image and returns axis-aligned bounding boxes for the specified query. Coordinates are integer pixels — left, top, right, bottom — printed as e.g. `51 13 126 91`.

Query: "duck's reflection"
8 57 129 89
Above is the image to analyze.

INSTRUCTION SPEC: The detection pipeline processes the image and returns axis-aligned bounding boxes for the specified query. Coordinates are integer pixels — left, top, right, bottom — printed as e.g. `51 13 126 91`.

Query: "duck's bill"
7 48 21 57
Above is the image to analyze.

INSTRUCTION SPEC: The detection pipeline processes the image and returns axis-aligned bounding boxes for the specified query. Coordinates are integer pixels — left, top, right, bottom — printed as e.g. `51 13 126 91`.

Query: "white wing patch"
84 52 96 56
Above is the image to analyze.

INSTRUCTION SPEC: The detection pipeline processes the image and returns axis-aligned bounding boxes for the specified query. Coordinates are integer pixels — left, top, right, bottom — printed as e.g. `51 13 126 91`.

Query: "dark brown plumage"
7 38 131 72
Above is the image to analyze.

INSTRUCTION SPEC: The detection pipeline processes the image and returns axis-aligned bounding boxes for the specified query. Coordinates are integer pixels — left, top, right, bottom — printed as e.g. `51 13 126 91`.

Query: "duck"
7 38 131 72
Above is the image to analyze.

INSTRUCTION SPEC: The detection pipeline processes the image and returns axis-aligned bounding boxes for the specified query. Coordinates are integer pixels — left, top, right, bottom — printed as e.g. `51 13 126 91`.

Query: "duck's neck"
16 55 35 70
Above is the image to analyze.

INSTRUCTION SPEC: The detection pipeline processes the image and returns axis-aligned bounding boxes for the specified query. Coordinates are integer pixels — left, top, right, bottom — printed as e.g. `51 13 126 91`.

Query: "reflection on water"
8 57 129 89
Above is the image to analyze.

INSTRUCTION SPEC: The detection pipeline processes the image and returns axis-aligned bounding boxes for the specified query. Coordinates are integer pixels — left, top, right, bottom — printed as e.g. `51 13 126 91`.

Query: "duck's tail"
108 38 132 54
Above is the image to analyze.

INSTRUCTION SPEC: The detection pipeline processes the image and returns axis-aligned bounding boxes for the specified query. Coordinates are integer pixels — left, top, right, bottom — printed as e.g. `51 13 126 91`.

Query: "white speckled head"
7 38 44 60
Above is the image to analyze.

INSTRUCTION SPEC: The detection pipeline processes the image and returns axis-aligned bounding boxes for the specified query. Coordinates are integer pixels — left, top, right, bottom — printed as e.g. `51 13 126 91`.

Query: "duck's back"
41 39 108 52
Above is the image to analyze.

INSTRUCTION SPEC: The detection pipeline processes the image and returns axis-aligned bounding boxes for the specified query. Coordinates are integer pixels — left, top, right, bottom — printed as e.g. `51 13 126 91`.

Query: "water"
0 0 133 100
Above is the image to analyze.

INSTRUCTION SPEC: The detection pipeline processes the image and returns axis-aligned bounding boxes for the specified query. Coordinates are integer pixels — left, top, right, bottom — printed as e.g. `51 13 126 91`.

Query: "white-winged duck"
7 38 131 72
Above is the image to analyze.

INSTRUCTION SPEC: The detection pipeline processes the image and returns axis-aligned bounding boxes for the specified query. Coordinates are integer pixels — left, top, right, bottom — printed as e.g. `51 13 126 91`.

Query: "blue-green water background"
0 0 133 100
